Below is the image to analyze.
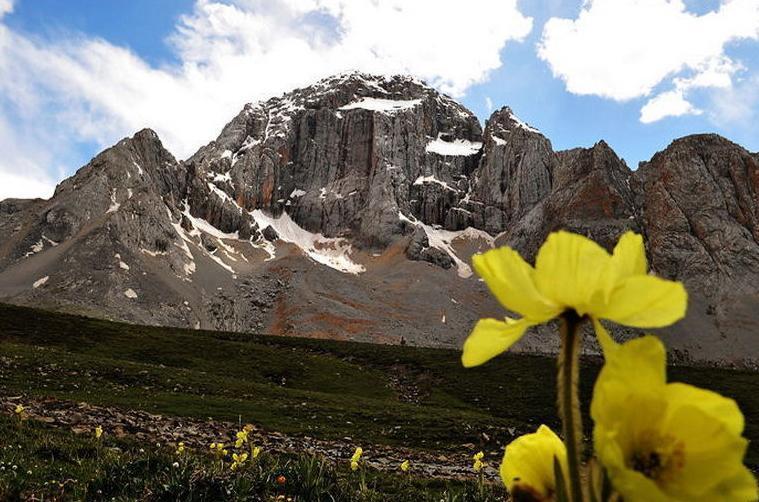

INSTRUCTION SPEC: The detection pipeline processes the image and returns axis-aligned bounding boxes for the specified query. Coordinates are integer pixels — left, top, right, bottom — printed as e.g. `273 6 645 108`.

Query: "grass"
0 301 757 482
0 414 505 501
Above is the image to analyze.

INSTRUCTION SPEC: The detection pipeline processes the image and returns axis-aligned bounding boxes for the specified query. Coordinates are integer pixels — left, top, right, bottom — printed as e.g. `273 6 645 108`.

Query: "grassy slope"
0 302 757 465
0 415 506 501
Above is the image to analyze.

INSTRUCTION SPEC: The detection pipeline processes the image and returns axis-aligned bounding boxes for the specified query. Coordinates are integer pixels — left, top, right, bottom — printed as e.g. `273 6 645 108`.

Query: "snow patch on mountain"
340 97 422 113
250 209 364 274
399 212 493 278
425 136 482 156
413 175 460 192
33 276 49 288
106 189 121 214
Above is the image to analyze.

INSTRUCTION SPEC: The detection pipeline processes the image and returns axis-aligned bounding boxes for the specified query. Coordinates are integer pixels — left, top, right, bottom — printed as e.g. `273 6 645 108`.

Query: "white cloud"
640 88 702 123
0 0 533 200
708 74 759 125
0 0 13 18
0 171 55 200
484 96 494 113
538 0 759 121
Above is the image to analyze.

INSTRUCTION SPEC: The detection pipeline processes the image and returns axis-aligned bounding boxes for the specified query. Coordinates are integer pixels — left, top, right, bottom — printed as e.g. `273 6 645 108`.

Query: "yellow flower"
210 442 226 458
592 335 757 501
349 447 363 471
473 451 485 472
462 231 687 367
94 426 103 439
500 425 568 501
231 452 248 471
176 442 185 455
251 446 261 459
235 430 249 448
14 404 24 415
400 460 410 472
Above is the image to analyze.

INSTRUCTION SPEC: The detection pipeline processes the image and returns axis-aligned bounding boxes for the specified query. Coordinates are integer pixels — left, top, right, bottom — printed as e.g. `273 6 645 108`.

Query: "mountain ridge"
2 71 758 367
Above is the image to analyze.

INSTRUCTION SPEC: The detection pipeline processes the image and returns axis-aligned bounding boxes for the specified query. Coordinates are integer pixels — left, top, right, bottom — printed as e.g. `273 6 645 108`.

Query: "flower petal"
461 317 532 367
533 231 611 315
600 275 688 328
707 466 759 502
501 425 567 498
601 231 647 302
661 403 749 497
665 383 744 437
592 317 617 356
472 247 559 321
611 231 648 277
591 335 667 426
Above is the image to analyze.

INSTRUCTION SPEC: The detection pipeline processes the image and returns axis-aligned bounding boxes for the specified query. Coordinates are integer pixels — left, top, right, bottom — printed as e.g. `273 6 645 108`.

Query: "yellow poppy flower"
400 459 410 472
235 430 248 448
472 451 485 472
592 335 757 501
351 447 362 463
501 425 568 501
462 231 687 367
14 404 24 415
230 452 248 471
95 426 103 439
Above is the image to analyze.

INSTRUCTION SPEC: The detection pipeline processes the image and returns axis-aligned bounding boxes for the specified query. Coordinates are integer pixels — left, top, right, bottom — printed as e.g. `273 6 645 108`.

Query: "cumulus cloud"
538 0 759 122
640 89 702 123
0 0 533 200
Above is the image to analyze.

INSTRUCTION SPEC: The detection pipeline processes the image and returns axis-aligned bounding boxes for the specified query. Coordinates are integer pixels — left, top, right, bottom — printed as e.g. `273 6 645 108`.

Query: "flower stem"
559 311 585 502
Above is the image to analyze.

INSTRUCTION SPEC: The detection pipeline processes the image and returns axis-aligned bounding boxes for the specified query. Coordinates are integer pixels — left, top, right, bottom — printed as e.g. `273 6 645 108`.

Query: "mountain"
1 71 758 367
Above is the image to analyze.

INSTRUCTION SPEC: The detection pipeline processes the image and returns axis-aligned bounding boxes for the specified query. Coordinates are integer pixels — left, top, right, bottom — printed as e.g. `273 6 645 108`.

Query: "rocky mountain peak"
485 106 544 139
2 74 759 367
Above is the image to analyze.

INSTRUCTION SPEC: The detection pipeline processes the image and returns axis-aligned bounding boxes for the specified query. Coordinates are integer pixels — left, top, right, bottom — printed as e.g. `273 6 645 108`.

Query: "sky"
0 0 758 201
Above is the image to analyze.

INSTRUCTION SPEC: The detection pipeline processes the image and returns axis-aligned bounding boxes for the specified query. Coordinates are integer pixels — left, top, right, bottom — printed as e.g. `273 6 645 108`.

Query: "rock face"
183 72 482 248
1 72 758 367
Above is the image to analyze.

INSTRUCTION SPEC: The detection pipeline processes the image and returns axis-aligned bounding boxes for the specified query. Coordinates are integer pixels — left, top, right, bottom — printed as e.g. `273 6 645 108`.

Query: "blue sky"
0 0 758 200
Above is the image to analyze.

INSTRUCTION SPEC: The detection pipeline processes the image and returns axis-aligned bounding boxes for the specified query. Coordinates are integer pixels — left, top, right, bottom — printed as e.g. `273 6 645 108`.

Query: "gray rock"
261 225 279 242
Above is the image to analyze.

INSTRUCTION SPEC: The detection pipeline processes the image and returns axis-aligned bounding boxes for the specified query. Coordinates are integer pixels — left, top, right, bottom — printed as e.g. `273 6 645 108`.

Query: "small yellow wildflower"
251 446 261 459
14 404 24 416
400 460 410 472
176 442 185 455
235 430 249 448
472 451 486 472
210 442 226 458
231 452 248 471
94 426 103 439
349 446 362 471
592 335 757 501
500 425 568 500
462 231 687 367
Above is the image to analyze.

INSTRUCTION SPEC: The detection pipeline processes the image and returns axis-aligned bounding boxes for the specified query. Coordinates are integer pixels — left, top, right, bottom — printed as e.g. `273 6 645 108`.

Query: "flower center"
630 432 685 485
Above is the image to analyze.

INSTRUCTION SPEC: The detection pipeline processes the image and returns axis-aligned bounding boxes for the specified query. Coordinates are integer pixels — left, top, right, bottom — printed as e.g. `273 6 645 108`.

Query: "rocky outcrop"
635 134 759 292
184 72 483 248
460 107 557 234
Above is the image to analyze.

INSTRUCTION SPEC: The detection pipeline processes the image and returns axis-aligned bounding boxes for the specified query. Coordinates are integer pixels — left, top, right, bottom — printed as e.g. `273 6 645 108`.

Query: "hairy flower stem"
559 311 585 502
